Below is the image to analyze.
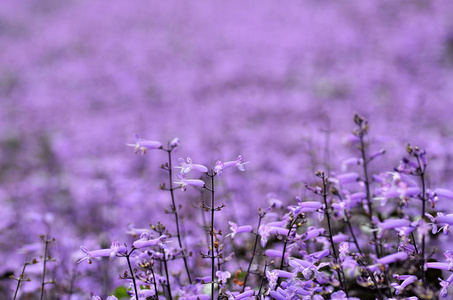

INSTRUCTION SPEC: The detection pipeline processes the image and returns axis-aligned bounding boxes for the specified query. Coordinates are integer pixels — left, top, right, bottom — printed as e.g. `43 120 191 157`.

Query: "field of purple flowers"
2 1 453 299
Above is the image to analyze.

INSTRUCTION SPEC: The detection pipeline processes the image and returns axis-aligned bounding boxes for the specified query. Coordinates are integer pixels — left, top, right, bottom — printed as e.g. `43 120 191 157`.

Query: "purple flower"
331 172 360 185
170 137 180 148
215 155 249 175
264 249 287 258
227 221 253 239
127 134 162 154
216 270 231 288
289 197 323 214
378 252 408 265
330 290 360 300
425 262 452 271
174 173 206 192
133 234 167 249
176 157 208 174
339 242 350 261
372 216 411 238
266 270 279 290
78 241 127 264
391 275 417 295
439 273 453 298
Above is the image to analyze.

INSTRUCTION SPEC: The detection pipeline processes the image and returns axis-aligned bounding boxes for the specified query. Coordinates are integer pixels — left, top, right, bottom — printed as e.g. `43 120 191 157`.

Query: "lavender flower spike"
78 241 127 264
126 134 162 154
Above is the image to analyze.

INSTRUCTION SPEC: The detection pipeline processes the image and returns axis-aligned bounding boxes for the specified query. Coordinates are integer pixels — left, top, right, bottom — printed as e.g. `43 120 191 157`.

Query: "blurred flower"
176 157 208 174
127 134 162 154
78 241 127 264
174 173 206 191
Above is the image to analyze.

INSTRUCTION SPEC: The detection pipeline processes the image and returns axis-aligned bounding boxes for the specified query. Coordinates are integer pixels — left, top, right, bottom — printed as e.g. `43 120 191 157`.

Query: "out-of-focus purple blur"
1 1 453 298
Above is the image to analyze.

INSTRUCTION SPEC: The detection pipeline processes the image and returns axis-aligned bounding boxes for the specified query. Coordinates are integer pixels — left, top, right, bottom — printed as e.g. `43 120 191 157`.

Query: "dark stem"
321 176 348 297
40 236 49 300
257 261 269 296
345 213 363 257
200 191 211 247
165 148 192 284
150 264 159 299
161 250 173 300
357 256 384 300
359 132 382 258
416 155 427 289
358 130 394 297
241 214 263 292
13 257 28 300
126 251 139 300
210 173 216 300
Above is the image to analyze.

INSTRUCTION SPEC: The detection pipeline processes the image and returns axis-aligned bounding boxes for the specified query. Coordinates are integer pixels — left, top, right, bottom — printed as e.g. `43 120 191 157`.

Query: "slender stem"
126 252 139 300
359 133 382 258
209 173 216 300
340 193 385 299
13 257 28 300
162 250 173 300
257 261 269 296
358 256 384 300
40 236 49 300
165 148 192 284
200 191 211 247
358 129 395 297
241 215 263 292
276 217 300 289
321 176 348 297
416 155 427 289
150 264 159 299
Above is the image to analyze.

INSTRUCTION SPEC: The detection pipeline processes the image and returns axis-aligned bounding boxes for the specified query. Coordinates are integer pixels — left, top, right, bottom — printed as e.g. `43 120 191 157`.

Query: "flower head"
215 155 249 175
78 241 127 264
216 271 231 288
174 173 206 192
127 134 162 154
176 157 208 174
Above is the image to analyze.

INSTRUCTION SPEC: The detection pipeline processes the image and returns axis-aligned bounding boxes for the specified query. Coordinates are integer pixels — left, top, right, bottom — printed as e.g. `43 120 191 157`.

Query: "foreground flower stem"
40 235 53 300
242 212 264 292
13 257 30 300
415 153 427 289
125 249 139 300
358 131 382 258
320 173 348 297
161 249 173 300
150 263 159 300
208 173 216 300
164 147 192 283
257 260 270 296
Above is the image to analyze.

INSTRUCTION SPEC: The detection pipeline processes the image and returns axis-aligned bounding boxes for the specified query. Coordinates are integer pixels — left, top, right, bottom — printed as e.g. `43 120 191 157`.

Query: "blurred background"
1 0 453 298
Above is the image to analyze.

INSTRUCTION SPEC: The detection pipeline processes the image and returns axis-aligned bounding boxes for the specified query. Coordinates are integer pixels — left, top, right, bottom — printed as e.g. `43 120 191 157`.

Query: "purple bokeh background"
2 1 453 298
